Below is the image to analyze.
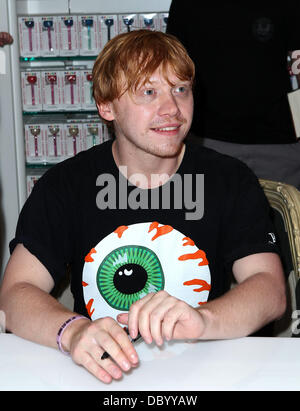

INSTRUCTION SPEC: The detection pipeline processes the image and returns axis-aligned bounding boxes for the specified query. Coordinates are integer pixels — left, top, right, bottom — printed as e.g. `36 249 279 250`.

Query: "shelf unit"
18 9 170 196
0 0 172 278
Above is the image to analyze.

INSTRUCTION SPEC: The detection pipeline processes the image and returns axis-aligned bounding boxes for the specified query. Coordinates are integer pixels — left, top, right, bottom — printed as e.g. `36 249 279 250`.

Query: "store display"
21 71 42 111
140 13 159 31
159 13 169 32
83 122 109 150
46 124 63 162
39 16 59 56
41 71 62 110
19 10 168 197
22 69 96 112
19 16 39 57
121 15 135 32
63 71 80 109
64 123 81 157
26 172 40 196
79 16 98 55
97 15 118 49
25 124 45 163
81 70 95 110
19 12 169 58
58 16 79 56
24 116 109 165
119 14 139 34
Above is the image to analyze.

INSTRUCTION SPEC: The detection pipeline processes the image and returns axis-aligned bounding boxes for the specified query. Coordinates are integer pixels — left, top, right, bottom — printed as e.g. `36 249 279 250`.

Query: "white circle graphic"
82 222 211 320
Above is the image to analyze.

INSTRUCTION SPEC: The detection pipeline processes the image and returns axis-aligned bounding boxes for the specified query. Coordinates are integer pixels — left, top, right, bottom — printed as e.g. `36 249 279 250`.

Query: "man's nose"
157 93 180 117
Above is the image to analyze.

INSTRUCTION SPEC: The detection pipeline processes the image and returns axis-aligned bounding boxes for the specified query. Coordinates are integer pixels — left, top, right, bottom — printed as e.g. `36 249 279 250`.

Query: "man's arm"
0 32 13 47
118 252 286 342
0 244 139 383
0 244 76 346
196 252 286 339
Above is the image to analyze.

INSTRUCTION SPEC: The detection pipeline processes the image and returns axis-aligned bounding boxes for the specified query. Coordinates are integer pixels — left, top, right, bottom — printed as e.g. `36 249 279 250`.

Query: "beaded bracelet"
56 315 88 355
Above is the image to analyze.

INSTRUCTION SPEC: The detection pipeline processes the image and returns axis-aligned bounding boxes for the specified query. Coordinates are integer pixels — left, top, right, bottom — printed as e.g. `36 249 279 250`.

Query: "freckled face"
103 66 194 159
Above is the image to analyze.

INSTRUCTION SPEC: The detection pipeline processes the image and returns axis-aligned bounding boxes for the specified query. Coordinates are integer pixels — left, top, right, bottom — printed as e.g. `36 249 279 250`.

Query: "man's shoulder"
185 135 252 176
37 140 113 189
62 139 112 169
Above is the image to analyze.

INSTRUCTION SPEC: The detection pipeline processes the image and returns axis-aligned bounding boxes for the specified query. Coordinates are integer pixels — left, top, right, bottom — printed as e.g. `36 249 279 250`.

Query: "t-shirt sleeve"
9 165 75 286
285 0 300 51
221 160 279 269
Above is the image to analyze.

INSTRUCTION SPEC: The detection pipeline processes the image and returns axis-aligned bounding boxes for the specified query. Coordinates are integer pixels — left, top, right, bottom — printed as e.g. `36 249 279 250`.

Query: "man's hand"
66 317 139 384
118 291 206 346
0 32 13 47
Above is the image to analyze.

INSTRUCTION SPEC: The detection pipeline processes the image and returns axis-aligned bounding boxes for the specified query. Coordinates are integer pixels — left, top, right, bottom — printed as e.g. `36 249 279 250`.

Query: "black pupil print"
114 263 148 294
97 245 165 311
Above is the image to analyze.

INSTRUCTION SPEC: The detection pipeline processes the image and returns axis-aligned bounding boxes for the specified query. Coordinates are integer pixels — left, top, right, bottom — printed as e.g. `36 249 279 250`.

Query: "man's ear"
96 102 115 122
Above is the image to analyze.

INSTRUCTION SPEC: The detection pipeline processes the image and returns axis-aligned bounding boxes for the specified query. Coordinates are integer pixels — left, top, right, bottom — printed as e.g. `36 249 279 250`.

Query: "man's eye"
174 86 187 93
144 89 155 96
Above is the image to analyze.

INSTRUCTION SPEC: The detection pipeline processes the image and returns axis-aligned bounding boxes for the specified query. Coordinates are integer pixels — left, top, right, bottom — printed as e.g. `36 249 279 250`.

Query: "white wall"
0 0 25 278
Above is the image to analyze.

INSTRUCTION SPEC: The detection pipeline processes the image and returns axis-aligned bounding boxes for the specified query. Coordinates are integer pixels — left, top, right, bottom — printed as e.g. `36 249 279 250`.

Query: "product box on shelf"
18 16 40 57
63 122 83 158
102 122 111 142
41 71 63 111
81 70 96 110
78 16 98 56
82 122 103 150
158 13 169 32
97 15 118 50
62 70 81 110
45 123 64 163
58 15 79 56
24 123 46 163
26 173 39 197
139 13 160 31
118 14 139 34
38 16 59 57
21 71 42 112
26 167 48 197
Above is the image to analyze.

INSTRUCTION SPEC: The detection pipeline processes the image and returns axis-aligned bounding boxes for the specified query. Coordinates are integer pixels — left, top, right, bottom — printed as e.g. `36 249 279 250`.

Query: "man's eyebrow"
139 79 192 87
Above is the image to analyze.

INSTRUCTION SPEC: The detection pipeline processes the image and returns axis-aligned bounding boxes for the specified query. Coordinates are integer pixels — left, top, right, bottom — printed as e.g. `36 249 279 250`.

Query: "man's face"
99 65 194 159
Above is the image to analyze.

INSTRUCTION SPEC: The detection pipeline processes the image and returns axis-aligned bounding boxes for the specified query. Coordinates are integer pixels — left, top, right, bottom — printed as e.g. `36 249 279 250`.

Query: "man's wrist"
58 315 91 354
195 305 213 339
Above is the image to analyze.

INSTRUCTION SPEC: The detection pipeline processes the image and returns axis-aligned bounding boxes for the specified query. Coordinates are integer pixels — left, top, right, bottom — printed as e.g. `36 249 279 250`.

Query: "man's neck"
112 140 186 189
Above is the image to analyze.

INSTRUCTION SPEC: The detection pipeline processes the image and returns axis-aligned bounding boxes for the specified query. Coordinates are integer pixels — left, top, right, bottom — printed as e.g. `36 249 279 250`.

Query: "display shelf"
20 56 97 62
17 5 170 198
26 163 54 168
23 110 97 115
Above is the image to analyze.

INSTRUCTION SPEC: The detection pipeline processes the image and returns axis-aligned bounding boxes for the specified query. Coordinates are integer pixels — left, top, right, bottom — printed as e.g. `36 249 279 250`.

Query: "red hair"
92 29 195 105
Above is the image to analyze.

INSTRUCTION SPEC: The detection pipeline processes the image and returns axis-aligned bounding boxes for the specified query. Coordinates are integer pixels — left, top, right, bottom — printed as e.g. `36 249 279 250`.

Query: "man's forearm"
0 282 81 348
197 271 286 340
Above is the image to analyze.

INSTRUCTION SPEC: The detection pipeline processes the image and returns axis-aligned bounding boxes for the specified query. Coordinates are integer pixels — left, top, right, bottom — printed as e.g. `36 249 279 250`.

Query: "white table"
0 334 299 391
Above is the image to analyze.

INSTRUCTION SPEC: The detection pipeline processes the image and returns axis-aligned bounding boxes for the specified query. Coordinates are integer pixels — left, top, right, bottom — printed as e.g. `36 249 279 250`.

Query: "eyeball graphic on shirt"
97 244 164 311
82 222 211 320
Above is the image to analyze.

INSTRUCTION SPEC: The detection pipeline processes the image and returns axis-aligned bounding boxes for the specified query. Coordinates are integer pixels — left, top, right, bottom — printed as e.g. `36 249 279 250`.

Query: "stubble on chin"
146 140 184 158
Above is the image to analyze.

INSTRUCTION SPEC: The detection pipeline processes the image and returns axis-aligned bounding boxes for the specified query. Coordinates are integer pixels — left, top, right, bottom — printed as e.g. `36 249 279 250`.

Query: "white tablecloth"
0 334 299 391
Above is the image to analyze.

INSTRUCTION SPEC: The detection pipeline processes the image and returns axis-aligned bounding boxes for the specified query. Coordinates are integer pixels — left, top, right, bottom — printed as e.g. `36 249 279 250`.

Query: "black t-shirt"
167 0 300 143
10 139 278 319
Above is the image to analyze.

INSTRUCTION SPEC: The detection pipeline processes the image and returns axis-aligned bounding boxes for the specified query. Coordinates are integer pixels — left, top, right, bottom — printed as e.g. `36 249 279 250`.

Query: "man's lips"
150 124 182 133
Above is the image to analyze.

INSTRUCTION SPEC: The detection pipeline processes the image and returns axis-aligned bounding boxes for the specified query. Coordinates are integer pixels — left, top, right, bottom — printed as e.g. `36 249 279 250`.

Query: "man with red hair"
0 30 285 384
